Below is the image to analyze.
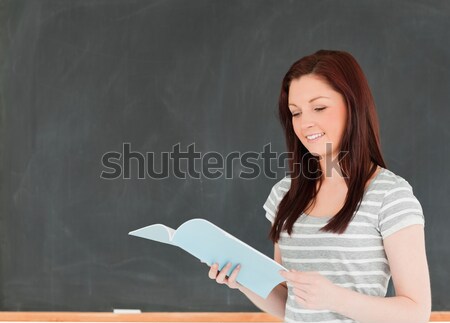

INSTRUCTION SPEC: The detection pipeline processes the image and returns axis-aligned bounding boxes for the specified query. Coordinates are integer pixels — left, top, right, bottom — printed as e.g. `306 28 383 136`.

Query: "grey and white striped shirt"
263 167 425 323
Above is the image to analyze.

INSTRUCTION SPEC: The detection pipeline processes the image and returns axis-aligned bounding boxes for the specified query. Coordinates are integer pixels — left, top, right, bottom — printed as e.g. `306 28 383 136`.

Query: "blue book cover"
129 218 287 299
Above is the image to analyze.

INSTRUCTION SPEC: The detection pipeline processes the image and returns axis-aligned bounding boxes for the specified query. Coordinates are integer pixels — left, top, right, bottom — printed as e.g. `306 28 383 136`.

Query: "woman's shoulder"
264 175 292 201
271 174 291 192
375 168 425 237
372 167 423 217
263 175 292 223
376 167 416 193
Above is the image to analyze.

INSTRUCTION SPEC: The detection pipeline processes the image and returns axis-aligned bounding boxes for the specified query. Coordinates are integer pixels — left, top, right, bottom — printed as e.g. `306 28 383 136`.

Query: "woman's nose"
300 114 315 130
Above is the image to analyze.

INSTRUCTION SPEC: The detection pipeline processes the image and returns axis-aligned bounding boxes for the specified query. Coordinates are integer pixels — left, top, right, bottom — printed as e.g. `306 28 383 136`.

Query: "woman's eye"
292 112 300 117
315 107 326 111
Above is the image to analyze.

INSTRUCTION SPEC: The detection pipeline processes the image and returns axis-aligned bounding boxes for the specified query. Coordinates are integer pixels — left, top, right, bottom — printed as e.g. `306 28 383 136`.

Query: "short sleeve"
263 176 291 225
378 178 425 239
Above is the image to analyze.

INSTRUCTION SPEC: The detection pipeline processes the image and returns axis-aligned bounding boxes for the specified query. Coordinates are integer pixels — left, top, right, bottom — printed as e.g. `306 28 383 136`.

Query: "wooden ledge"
0 312 448 322
0 312 277 322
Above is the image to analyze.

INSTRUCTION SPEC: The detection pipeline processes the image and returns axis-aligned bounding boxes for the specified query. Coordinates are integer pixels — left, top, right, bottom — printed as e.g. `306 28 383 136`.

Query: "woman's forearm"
332 286 431 323
238 283 287 319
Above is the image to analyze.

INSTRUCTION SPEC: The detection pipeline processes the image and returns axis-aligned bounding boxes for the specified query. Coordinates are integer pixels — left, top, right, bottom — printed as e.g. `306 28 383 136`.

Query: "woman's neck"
318 156 347 184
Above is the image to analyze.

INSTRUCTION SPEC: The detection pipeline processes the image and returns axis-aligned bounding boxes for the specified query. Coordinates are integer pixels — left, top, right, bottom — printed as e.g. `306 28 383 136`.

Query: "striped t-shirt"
263 167 425 323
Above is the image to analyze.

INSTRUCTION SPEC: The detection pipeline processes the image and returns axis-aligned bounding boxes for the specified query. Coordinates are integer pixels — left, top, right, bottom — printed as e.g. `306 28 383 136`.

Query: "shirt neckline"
302 166 385 220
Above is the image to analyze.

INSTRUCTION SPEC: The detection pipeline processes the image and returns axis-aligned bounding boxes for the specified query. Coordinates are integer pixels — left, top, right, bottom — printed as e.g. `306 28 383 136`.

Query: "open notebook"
129 218 287 298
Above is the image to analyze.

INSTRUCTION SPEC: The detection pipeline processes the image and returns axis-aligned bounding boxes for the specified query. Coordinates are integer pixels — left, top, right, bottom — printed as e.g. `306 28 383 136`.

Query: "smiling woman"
207 50 431 323
274 50 387 236
288 75 348 168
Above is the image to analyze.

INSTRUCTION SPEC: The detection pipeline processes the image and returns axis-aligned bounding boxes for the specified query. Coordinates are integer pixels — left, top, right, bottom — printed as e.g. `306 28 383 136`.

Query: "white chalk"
113 309 142 314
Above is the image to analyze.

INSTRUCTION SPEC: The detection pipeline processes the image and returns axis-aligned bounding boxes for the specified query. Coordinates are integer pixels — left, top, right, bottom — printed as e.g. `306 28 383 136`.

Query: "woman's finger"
216 262 232 284
291 280 309 291
208 263 219 279
227 264 241 288
293 287 308 299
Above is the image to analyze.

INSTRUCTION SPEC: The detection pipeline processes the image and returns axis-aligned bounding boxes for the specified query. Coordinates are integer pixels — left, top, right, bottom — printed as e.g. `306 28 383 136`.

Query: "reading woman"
208 50 431 323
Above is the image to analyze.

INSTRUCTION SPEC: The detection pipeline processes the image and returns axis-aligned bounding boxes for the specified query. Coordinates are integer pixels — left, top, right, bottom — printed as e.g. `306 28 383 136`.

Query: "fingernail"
236 264 241 269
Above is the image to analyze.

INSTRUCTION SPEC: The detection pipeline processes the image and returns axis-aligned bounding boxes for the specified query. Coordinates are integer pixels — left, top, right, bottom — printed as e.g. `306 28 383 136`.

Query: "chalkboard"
1 0 449 312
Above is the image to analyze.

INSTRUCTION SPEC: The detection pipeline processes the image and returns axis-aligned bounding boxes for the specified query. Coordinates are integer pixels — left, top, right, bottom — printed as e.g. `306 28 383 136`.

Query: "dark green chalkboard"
0 0 449 311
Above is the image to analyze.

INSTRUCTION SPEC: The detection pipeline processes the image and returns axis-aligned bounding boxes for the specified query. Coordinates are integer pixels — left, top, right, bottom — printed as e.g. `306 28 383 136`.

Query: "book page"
166 226 176 241
129 224 175 245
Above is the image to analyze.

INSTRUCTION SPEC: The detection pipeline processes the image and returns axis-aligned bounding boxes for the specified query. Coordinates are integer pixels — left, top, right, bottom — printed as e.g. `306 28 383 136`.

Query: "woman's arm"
332 224 431 323
208 242 288 319
238 282 287 319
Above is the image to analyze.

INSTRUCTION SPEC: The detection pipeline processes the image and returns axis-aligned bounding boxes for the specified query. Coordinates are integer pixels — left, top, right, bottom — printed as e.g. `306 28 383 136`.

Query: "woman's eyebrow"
309 95 331 102
289 95 331 107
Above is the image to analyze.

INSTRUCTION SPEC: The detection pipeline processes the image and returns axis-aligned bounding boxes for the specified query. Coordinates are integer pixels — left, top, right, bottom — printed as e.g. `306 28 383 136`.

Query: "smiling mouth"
306 132 325 141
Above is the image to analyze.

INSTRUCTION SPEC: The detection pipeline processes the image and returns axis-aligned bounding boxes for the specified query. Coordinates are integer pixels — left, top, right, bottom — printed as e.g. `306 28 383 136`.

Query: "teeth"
306 132 325 140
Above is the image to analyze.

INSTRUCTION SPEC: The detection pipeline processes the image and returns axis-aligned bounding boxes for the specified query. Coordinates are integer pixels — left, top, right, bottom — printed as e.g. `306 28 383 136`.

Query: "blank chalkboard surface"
1 0 449 312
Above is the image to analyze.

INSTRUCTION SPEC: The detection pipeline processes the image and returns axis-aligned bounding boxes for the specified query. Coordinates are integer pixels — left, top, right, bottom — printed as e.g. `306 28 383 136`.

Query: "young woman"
208 50 431 323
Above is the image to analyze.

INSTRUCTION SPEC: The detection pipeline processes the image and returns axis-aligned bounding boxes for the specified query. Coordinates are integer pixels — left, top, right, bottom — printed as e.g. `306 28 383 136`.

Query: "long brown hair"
269 49 386 243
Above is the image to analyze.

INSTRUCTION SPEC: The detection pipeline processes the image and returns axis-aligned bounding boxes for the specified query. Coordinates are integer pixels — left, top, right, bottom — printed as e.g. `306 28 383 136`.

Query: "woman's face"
288 74 348 160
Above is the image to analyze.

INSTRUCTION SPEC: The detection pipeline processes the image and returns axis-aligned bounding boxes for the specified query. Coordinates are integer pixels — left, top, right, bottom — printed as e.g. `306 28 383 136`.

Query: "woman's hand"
279 270 343 311
208 262 242 290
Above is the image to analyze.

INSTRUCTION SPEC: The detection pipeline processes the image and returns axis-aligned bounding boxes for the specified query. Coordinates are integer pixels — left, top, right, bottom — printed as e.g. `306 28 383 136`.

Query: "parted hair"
269 49 386 243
